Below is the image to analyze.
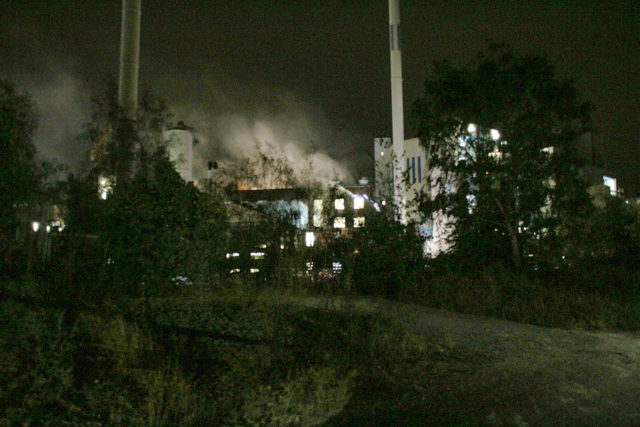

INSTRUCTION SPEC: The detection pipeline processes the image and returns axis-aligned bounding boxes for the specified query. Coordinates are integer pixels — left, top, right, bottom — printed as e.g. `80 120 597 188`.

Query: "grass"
0 280 449 425
400 267 640 331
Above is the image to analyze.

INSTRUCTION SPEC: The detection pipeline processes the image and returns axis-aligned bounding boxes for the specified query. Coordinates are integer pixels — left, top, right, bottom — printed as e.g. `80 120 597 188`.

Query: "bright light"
603 176 617 196
98 176 113 200
467 123 477 133
353 196 364 210
250 268 260 273
354 216 365 228
490 129 501 140
250 251 265 259
305 231 315 247
334 198 345 210
332 262 342 273
333 217 346 229
380 151 385 156
31 221 40 232
226 252 240 259
46 225 51 233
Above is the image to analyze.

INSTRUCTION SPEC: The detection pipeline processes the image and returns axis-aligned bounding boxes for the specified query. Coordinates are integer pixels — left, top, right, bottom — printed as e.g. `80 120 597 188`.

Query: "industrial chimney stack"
389 0 406 222
118 0 141 119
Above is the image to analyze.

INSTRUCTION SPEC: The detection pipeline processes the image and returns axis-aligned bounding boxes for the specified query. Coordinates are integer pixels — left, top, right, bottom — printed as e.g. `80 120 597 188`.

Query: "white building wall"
374 136 452 257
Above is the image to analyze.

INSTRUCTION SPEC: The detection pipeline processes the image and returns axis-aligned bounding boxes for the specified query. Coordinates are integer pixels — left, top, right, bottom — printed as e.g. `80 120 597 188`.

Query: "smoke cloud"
168 85 359 184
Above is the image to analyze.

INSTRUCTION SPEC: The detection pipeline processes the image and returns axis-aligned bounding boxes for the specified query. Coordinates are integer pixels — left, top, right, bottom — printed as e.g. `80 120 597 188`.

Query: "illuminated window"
250 251 265 260
353 196 364 210
332 262 342 273
542 146 554 155
31 221 40 232
305 231 315 247
333 217 346 229
313 199 323 227
603 176 617 196
334 198 345 210
354 216 365 228
306 262 314 271
226 252 240 259
250 268 260 273
229 268 240 274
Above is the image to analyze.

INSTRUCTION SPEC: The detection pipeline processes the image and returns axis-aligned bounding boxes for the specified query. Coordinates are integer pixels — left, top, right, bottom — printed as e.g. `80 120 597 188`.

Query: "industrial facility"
36 0 618 275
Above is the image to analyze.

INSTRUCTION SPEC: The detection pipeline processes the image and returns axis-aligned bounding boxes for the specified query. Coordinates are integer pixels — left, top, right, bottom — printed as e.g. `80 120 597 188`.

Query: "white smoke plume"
170 90 356 184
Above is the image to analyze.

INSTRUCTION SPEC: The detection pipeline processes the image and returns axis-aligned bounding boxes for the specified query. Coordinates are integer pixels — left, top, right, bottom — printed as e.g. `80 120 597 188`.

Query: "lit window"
226 252 240 259
542 146 554 155
603 176 617 196
333 217 346 229
332 262 342 273
354 216 365 228
490 129 501 140
334 198 345 210
306 262 314 271
305 231 315 247
313 199 323 227
250 251 265 260
380 151 385 156
250 268 260 273
353 196 364 210
229 268 240 274
31 221 40 232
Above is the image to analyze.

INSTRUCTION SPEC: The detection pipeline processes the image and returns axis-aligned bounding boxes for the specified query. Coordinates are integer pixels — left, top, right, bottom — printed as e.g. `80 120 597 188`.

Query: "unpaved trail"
295 296 640 425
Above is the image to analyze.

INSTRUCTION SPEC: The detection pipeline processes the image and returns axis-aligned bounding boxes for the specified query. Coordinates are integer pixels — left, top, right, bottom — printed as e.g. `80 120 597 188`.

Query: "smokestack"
389 0 406 222
118 0 141 119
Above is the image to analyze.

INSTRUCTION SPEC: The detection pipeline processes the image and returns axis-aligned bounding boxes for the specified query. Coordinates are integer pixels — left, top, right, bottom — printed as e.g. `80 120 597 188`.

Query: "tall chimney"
389 0 406 222
118 0 141 119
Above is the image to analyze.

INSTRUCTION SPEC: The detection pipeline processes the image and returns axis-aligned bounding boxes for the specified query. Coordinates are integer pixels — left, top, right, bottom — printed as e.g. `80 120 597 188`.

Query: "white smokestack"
389 0 406 223
118 0 141 119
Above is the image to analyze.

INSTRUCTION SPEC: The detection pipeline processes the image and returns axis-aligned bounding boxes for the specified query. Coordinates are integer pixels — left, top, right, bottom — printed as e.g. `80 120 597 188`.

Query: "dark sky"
2 0 639 190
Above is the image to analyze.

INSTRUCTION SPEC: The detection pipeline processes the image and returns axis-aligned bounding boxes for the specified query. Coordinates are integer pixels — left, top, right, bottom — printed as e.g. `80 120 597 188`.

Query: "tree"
0 79 42 270
412 45 591 269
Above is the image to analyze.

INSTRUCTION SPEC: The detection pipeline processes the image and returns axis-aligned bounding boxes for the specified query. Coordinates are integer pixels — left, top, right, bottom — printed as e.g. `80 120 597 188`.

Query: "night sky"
2 1 639 190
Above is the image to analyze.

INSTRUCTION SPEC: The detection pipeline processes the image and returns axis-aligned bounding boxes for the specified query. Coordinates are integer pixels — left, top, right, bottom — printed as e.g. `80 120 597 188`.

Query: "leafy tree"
412 45 591 269
84 79 171 185
99 154 228 295
58 83 228 296
0 79 42 271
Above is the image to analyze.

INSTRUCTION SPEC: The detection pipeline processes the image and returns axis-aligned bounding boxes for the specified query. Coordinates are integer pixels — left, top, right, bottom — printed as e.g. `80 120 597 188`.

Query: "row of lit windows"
315 196 366 212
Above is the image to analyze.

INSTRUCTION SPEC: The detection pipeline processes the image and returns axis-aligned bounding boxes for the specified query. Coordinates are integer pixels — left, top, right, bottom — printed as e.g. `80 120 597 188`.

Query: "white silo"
164 122 195 182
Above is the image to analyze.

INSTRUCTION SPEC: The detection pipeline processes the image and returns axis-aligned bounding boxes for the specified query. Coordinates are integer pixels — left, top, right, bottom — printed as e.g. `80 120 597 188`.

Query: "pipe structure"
389 0 406 223
118 0 141 119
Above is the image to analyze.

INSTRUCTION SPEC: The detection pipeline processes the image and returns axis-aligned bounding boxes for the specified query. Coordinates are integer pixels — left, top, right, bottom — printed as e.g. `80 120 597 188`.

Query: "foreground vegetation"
1 280 448 425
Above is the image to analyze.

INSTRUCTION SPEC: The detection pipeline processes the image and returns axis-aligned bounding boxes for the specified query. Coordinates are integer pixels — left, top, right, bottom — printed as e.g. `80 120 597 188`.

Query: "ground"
292 296 640 426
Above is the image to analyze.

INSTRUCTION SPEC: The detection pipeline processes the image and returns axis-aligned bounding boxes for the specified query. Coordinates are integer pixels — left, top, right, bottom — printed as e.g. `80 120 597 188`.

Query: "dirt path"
295 296 640 425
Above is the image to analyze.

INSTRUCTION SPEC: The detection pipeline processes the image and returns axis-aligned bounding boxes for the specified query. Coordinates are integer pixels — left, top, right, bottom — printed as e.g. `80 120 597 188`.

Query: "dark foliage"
412 44 592 269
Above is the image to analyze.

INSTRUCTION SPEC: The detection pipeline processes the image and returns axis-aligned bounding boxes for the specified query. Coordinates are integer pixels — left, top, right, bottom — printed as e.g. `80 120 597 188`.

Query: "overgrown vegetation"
0 283 441 425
